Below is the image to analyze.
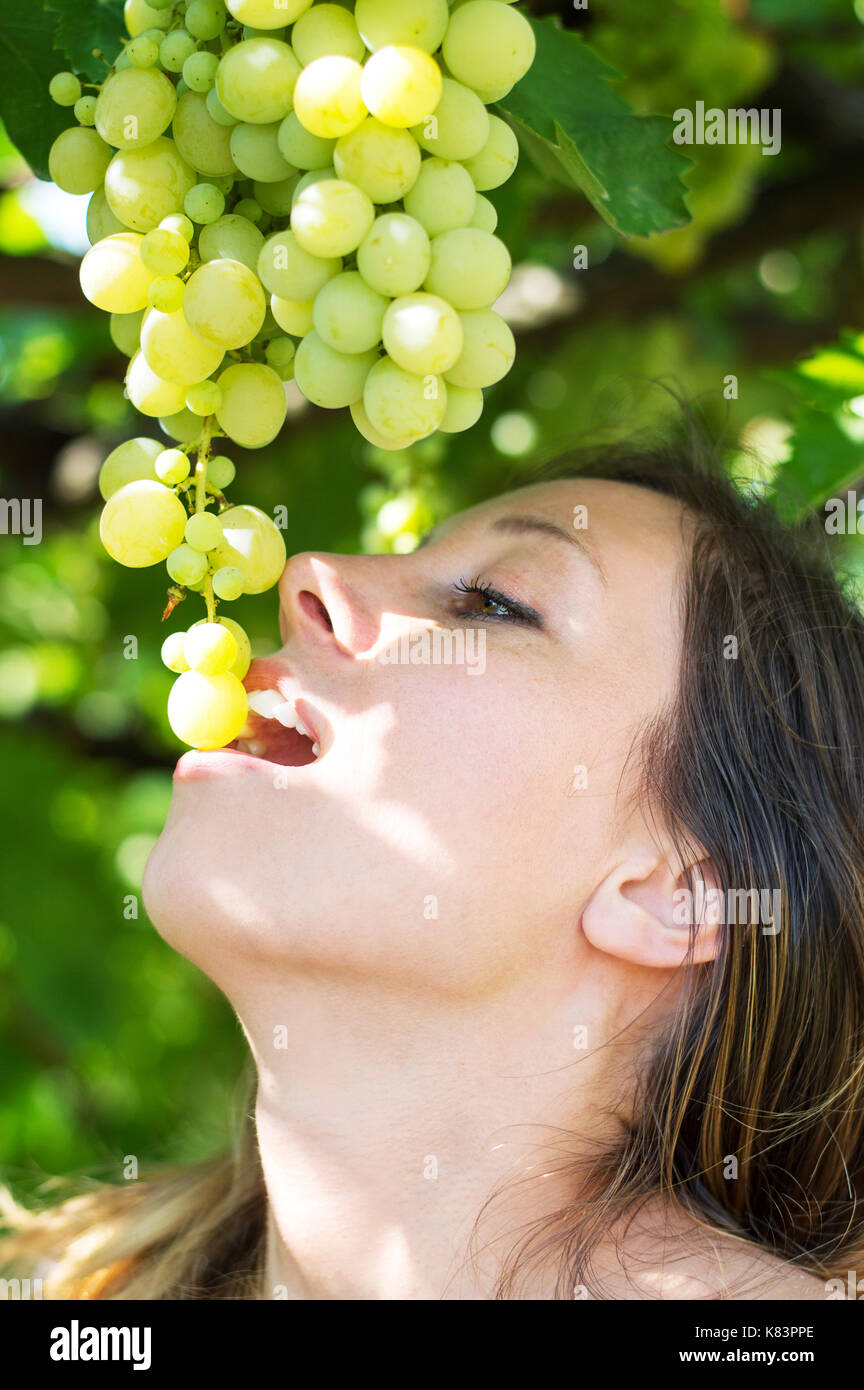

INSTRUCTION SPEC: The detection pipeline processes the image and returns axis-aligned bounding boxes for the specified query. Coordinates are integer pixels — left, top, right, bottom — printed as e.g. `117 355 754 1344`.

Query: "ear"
581 849 723 969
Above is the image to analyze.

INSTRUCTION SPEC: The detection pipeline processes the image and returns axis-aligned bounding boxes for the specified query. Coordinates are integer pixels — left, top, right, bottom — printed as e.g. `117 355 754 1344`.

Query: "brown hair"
2 438 863 1298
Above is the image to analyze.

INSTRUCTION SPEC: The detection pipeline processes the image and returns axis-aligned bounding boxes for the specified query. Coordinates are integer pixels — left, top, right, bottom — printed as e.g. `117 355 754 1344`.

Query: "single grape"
167 669 249 750
141 227 190 276
160 30 197 73
199 214 264 271
277 112 336 170
209 503 287 591
403 157 475 236
424 227 511 310
189 616 251 678
291 55 366 139
100 478 188 566
183 258 267 349
291 178 374 258
86 188 127 244
230 122 295 183
205 87 240 127
148 275 185 312
270 294 315 336
161 631 190 673
160 408 203 442
265 336 296 378
257 229 341 300
462 114 519 190
155 447 191 484
234 197 264 224
355 0 448 53
126 351 188 416
127 35 160 67
215 363 288 448
363 354 446 440
168 543 209 585
207 454 236 489
185 511 223 552
290 166 337 206
294 332 378 409
80 232 156 313
349 397 419 450
172 91 236 176
74 95 98 126
442 307 515 389
381 292 464 375
183 51 220 92
49 72 82 106
160 213 195 242
125 0 173 36
185 183 225 224
104 137 197 232
313 270 388 355
292 5 366 64
186 0 227 41
215 37 301 124
141 307 224 385
186 379 223 415
226 0 312 24
410 77 489 161
442 1 536 93
48 127 113 195
333 118 421 203
360 45 442 129
356 212 430 296
468 193 498 233
439 382 483 433
212 565 245 600
98 436 163 500
110 309 145 357
253 176 300 216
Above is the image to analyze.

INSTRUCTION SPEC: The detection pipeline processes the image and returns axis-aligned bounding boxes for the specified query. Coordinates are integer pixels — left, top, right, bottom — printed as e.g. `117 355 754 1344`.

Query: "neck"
241 968 635 1300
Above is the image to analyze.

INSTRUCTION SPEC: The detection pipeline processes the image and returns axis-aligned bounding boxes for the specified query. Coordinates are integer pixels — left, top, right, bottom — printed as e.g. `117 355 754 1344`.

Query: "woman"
2 439 862 1300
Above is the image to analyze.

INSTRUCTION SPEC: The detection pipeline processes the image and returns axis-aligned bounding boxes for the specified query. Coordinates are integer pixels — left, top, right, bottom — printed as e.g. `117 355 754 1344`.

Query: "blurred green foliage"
3 0 864 1193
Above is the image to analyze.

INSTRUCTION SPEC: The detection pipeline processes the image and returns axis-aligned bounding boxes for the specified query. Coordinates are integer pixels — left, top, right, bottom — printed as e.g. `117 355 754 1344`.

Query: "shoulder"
587 1200 828 1301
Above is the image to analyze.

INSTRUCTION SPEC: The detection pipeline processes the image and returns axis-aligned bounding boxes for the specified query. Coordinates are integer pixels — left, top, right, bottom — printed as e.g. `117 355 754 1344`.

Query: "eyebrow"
417 514 607 584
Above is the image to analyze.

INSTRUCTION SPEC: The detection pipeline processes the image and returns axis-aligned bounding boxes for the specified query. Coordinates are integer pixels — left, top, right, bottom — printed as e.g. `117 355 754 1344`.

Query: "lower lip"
174 748 280 782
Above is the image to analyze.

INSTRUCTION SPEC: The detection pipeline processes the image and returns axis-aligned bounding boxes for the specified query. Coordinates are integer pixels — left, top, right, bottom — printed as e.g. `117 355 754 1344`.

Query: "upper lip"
243 658 328 754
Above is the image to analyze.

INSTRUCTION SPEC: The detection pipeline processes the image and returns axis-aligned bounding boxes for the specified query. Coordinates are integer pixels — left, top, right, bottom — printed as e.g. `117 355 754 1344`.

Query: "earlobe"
581 852 722 969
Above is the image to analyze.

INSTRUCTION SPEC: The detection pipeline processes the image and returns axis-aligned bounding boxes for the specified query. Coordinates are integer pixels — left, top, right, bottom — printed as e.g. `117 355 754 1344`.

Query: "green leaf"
498 13 692 239
46 0 124 83
0 1 69 180
772 410 864 523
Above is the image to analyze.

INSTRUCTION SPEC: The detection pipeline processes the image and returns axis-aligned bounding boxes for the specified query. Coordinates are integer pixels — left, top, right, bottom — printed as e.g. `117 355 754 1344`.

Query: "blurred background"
3 0 864 1193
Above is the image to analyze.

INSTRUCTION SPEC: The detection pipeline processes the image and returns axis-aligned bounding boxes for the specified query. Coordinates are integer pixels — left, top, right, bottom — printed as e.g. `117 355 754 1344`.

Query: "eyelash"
451 575 541 626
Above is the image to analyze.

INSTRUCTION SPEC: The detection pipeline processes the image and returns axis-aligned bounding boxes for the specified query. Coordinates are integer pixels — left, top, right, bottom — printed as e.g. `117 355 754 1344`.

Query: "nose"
278 550 400 658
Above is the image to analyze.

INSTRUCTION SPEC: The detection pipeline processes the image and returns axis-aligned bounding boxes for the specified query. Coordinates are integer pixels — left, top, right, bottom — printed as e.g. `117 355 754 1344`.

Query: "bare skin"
144 479 827 1300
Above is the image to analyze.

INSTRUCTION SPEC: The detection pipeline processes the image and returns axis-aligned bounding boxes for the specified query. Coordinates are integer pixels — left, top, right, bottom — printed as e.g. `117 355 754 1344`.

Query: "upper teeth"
246 688 312 739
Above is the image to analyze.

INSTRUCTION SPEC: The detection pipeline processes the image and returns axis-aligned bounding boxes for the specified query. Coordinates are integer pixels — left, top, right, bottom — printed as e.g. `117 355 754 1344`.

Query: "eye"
450 576 541 627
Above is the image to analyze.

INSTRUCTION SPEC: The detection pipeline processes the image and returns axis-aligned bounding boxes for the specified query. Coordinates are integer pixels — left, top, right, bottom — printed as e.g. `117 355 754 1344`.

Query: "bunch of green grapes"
46 0 535 750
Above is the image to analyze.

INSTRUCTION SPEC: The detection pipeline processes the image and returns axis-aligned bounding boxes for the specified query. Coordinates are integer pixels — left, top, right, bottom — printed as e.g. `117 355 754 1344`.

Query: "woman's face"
144 478 688 999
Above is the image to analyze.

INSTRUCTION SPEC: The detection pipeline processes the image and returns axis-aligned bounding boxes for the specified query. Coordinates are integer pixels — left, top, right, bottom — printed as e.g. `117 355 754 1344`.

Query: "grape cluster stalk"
45 0 535 751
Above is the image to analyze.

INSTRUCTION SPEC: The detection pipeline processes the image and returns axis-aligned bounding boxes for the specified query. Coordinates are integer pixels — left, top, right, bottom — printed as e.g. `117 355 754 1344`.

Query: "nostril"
298 590 334 633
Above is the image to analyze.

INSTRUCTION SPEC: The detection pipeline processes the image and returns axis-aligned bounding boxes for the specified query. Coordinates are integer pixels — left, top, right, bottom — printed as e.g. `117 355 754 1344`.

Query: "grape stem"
193 418 217 623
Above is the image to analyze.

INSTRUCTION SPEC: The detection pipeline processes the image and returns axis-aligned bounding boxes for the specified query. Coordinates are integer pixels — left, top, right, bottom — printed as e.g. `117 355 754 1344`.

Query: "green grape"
80 232 156 312
410 77 489 161
215 363 288 447
168 543 209 585
49 71 82 106
257 229 341 300
215 37 300 124
462 114 518 190
253 176 300 216
290 165 337 206
208 173 237 196
207 454 236 489
183 258 267 349
363 355 446 440
186 379 223 415
160 30 197 73
381 292 463 375
230 122 295 182
277 112 336 170
291 177 374 258
355 0 448 53
48 128 113 195
292 4 365 64
360 45 442 129
161 631 190 673
186 0 227 41
313 270 387 354
155 447 191 484
270 293 314 336
209 502 287 590
100 478 188 566
98 436 163 499
110 308 145 357
205 87 240 127
183 51 220 92
468 193 497 233
185 621 239 674
172 91 236 176
441 1 535 93
265 336 296 379
148 275 186 312
424 227 510 309
227 0 311 24
167 670 249 749
333 117 421 203
439 382 483 433
403 157 475 236
105 138 197 232
294 331 377 408
291 55 366 139
160 408 203 442
199 214 264 271
141 308 224 384
125 0 173 37
212 565 244 600
86 188 127 244
234 197 264 224
189 616 251 677
160 213 195 242
349 397 418 450
185 183 225 224
95 67 177 148
356 212 430 296
127 35 160 67
126 351 188 416
442 307 514 388
185 510 223 551
74 95 98 126
141 227 190 276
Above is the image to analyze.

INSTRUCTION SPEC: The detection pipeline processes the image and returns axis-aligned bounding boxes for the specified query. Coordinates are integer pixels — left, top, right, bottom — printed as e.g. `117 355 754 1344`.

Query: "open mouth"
227 689 322 767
